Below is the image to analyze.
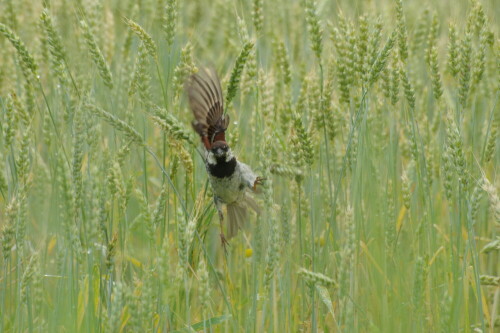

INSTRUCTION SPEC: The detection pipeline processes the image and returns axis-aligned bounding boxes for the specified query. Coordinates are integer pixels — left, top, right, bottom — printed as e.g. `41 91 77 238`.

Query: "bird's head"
210 141 230 159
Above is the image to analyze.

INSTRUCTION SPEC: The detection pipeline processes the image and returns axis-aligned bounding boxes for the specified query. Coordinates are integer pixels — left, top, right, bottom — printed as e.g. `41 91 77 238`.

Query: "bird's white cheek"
207 152 216 165
225 151 234 162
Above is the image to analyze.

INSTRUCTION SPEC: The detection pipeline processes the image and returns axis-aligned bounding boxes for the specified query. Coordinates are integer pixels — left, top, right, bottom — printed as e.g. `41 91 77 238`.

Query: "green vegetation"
0 0 499 331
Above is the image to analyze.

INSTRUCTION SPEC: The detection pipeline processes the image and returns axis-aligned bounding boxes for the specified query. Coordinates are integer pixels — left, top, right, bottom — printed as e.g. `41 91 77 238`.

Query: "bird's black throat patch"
208 156 237 178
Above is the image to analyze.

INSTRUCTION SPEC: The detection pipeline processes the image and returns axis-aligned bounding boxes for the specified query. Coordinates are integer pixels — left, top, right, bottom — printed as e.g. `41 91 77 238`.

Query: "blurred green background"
0 0 499 331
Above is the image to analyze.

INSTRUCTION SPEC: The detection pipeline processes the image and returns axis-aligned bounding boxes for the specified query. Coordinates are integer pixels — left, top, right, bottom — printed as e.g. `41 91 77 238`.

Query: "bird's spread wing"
186 67 229 149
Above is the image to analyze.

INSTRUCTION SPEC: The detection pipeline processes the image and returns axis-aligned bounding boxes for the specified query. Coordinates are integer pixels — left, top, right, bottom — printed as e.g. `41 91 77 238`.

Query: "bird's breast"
208 160 245 204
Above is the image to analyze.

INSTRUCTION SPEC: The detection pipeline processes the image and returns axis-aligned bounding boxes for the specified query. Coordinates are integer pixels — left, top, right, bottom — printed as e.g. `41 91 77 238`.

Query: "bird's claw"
253 176 266 192
220 233 230 253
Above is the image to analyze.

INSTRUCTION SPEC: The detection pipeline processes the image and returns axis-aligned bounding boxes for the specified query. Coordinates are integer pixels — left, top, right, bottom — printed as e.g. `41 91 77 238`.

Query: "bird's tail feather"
226 195 260 239
226 203 246 239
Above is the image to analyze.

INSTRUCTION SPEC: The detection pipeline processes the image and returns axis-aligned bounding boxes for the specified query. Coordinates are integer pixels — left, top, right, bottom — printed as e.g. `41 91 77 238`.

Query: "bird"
185 67 263 245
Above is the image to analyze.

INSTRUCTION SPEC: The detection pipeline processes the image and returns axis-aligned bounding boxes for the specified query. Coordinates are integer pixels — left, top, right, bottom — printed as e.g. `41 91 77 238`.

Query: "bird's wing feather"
239 162 258 189
186 68 229 149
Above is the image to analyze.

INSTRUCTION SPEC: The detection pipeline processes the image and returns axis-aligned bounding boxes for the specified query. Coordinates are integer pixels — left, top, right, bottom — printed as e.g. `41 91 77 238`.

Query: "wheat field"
0 0 499 331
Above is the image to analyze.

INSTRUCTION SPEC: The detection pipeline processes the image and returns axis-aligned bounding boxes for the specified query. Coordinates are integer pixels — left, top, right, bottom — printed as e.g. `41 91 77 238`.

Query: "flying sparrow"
186 67 263 245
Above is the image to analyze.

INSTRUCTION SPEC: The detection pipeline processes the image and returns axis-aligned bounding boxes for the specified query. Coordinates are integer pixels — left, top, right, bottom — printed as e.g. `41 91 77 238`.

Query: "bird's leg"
252 176 266 192
214 197 229 250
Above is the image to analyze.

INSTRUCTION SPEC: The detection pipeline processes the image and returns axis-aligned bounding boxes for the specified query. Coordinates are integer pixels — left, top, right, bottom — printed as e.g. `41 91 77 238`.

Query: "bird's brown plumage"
186 68 229 149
